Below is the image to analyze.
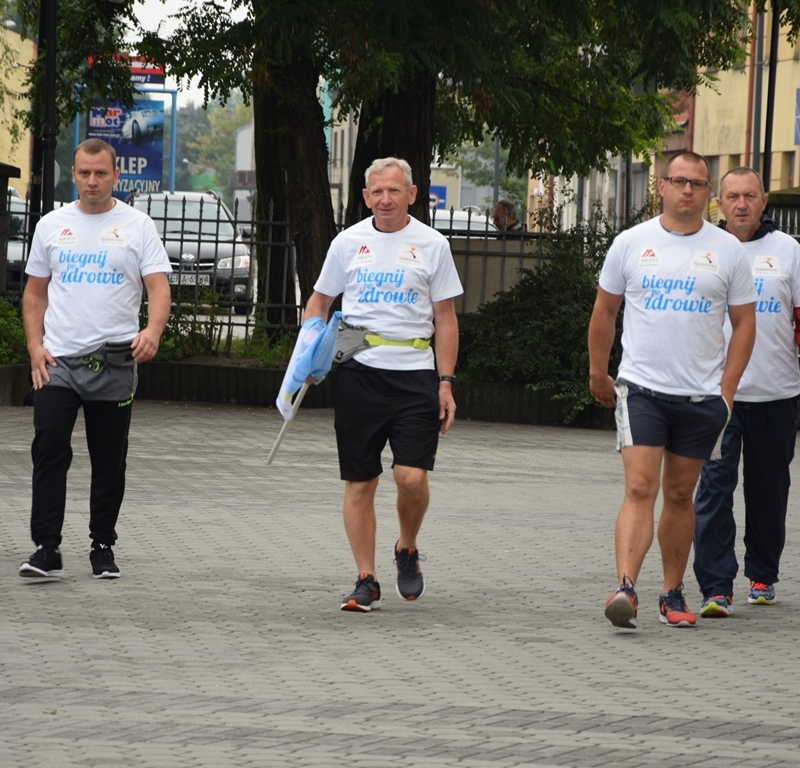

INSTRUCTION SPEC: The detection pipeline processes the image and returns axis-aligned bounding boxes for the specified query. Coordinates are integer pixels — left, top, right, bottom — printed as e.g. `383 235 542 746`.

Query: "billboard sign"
87 98 165 198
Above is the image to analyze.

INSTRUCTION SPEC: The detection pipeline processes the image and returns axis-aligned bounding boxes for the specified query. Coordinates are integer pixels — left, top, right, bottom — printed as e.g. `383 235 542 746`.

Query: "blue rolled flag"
276 311 342 421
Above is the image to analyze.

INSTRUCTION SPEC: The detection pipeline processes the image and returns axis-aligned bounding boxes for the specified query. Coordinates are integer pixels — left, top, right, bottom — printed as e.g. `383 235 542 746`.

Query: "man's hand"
590 373 617 408
131 327 162 363
439 381 456 434
29 345 56 390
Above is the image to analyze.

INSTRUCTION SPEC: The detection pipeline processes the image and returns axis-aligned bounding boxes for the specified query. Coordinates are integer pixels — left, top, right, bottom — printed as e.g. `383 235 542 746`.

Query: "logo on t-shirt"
354 245 374 265
690 250 719 273
638 247 661 268
99 227 127 246
398 245 424 267
57 228 77 245
753 255 780 275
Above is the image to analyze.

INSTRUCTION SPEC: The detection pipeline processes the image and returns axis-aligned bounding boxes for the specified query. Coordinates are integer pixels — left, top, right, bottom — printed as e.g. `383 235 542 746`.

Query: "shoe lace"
663 584 689 612
94 544 114 562
394 548 426 577
619 575 636 596
751 581 770 591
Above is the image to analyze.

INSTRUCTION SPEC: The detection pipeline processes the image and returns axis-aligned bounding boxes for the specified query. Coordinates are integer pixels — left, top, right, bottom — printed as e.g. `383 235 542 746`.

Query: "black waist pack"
101 341 136 367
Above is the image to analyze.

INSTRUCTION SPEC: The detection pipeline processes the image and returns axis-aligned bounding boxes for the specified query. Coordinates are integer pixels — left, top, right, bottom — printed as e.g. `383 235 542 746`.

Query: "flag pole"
267 383 310 465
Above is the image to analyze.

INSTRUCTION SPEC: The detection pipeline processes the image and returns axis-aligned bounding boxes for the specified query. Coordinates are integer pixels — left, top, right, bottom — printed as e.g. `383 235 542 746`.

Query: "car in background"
3 195 30 294
122 108 164 145
430 208 497 235
130 191 257 315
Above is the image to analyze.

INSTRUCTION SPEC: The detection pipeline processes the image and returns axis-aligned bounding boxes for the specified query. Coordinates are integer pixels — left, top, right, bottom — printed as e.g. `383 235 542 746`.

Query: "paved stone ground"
1 400 800 767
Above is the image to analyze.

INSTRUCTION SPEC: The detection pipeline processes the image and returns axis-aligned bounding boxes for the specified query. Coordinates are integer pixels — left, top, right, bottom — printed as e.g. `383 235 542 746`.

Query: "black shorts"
615 382 730 459
332 361 440 481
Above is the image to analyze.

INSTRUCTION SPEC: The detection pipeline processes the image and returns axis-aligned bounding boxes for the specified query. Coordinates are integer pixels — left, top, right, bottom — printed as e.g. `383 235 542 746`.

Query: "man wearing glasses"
588 151 756 629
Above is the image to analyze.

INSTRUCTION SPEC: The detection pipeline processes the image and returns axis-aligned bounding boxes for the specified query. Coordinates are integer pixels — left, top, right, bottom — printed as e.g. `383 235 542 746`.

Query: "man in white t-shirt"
19 138 171 580
588 151 756 629
304 157 463 612
694 167 800 617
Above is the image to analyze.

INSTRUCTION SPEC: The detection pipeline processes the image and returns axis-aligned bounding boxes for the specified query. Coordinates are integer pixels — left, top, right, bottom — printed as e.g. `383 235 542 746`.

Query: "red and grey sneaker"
394 542 425 600
341 573 381 612
659 583 697 627
604 576 638 628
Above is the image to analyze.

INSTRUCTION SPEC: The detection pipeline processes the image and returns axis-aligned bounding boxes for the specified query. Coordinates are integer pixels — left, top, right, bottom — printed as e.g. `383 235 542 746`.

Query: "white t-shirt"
25 200 171 357
727 228 800 401
314 215 463 370
599 216 756 396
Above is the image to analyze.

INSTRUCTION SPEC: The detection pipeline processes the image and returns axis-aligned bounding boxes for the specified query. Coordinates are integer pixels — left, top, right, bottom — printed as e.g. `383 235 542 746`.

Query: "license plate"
170 274 210 286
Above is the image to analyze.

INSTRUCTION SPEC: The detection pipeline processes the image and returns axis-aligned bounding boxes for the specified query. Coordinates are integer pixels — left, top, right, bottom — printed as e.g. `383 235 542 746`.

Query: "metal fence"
1 193 556 344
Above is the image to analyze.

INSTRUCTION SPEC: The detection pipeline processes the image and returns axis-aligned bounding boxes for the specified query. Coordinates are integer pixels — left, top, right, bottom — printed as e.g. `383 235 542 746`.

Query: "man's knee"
624 472 659 503
393 465 428 496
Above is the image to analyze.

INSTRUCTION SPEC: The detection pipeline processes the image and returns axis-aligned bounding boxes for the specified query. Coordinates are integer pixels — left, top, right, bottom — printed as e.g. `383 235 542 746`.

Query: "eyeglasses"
663 176 711 190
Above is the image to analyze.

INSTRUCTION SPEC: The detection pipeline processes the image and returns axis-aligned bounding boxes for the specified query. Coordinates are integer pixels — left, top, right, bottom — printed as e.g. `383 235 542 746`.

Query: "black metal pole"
27 1 46 238
41 0 57 214
753 12 765 173
762 1 781 191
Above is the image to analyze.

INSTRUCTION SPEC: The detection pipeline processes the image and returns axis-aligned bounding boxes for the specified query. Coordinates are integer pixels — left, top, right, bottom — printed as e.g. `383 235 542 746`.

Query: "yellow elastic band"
364 334 431 350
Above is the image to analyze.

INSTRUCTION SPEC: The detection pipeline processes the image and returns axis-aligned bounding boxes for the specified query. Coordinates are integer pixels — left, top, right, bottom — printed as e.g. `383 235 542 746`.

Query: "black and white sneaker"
341 573 381 612
90 543 121 579
394 543 425 600
19 546 64 578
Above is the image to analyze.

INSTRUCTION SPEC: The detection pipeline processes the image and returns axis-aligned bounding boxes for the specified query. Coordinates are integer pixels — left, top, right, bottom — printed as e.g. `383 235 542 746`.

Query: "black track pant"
30 386 132 548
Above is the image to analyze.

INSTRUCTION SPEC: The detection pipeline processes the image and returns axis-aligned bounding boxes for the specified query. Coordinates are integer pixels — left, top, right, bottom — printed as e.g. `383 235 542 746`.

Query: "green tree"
185 93 252 207
4 0 138 135
172 101 212 191
135 0 800 310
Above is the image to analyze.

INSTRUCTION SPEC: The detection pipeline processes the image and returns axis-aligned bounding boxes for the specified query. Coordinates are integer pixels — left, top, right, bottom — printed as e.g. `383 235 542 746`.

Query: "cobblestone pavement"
2 400 799 768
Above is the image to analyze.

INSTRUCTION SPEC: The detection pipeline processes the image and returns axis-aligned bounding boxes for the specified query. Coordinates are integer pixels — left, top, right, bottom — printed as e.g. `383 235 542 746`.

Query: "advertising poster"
87 98 165 199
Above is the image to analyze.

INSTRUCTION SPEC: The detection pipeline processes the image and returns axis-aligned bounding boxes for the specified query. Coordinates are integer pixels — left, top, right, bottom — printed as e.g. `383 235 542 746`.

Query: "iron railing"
1 192 561 338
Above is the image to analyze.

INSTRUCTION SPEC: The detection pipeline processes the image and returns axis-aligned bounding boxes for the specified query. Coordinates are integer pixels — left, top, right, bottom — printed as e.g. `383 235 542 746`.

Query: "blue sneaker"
700 595 732 618
748 581 776 605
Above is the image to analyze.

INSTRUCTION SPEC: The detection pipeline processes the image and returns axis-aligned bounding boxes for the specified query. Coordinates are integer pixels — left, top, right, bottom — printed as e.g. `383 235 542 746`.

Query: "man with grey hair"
304 156 463 611
694 166 800 616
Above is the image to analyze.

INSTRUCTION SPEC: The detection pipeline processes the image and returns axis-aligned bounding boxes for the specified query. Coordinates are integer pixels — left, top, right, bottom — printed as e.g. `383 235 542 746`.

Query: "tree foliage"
131 0 800 314
2 0 138 135
184 93 252 206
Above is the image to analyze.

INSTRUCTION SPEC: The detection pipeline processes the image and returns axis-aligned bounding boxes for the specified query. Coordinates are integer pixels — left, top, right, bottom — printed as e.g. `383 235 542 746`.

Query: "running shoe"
604 576 638 628
90 542 121 579
19 546 64 578
658 583 697 627
700 595 732 618
341 573 381 612
748 581 776 605
394 543 425 600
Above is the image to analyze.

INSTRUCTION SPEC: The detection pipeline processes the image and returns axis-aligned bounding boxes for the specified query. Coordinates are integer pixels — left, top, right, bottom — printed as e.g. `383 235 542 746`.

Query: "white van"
430 208 497 235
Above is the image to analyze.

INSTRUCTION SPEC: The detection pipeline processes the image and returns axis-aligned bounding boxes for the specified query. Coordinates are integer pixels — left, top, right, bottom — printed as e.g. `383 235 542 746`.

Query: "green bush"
0 299 28 364
458 210 624 423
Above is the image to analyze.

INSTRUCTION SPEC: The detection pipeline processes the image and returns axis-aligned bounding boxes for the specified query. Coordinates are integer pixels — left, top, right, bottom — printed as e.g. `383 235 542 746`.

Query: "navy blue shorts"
332 361 440 481
614 382 730 459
